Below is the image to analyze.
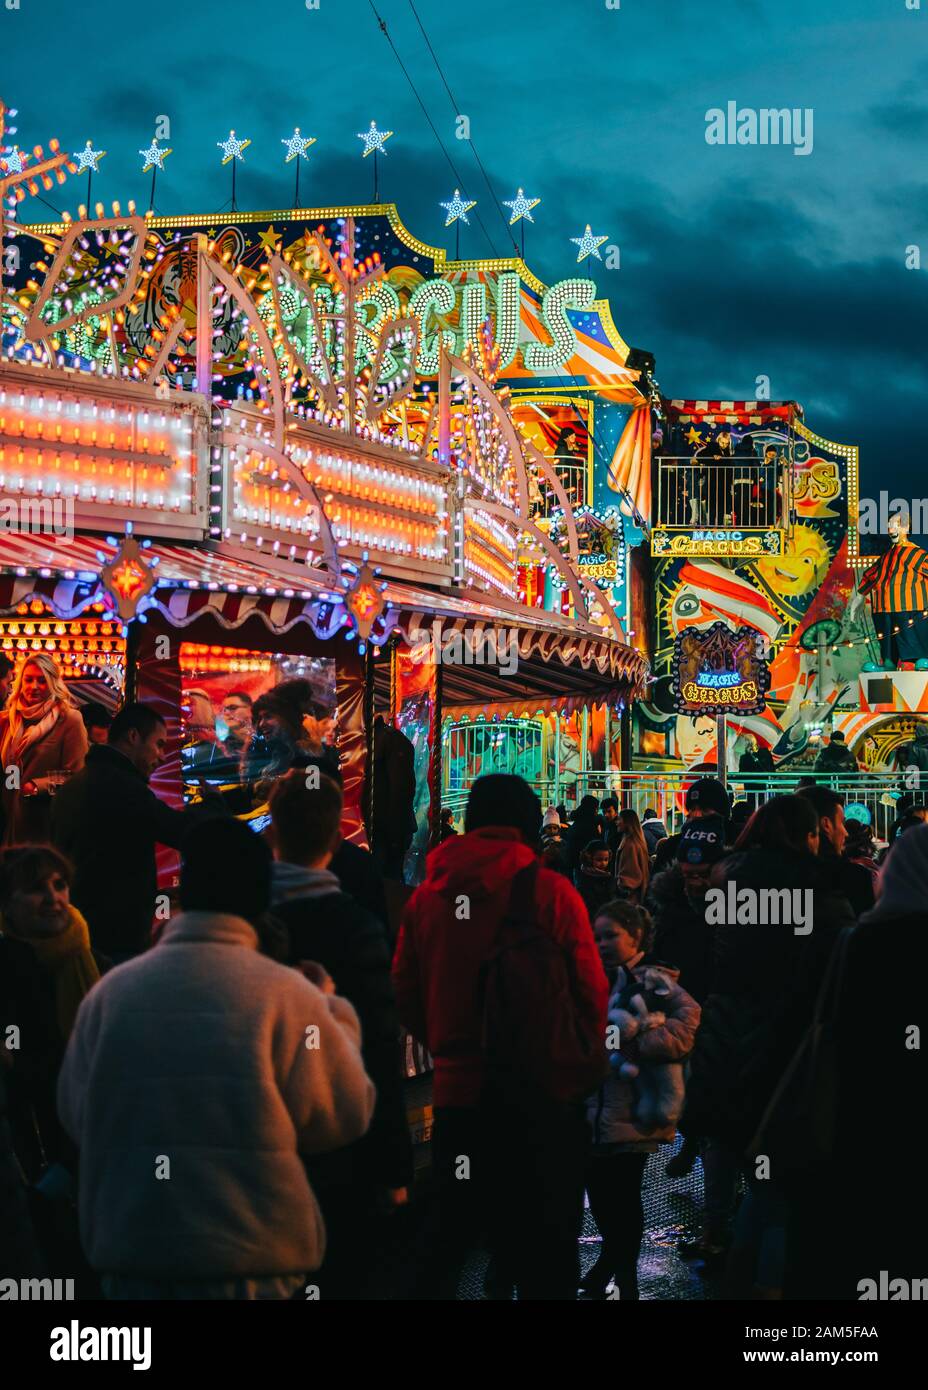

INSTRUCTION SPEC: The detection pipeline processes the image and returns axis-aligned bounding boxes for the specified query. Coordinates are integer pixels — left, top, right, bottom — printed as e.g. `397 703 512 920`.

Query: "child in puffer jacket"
582 899 700 1300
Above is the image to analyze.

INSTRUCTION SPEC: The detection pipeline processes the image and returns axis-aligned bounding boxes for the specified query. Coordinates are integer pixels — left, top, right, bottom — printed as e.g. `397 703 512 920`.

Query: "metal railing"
437 770 914 842
528 457 590 520
655 458 787 530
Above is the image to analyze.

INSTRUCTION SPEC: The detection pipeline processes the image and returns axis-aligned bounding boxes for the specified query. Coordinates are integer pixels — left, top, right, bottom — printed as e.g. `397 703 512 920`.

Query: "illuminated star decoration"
441 189 477 226
73 141 106 173
571 224 609 262
1 145 28 175
357 122 393 157
282 127 316 162
503 188 541 225
139 138 172 172
217 130 251 164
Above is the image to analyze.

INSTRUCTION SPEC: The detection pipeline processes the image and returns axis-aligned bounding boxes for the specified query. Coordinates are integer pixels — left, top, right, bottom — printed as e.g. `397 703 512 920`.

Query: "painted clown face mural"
665 559 782 646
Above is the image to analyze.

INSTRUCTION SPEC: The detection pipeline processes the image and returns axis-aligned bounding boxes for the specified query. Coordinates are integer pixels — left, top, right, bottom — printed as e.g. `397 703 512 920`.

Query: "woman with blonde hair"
0 654 87 845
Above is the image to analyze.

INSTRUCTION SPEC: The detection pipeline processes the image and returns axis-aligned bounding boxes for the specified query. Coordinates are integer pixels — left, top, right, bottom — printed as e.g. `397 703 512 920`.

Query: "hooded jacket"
642 818 668 854
57 912 375 1278
392 827 608 1107
574 864 616 922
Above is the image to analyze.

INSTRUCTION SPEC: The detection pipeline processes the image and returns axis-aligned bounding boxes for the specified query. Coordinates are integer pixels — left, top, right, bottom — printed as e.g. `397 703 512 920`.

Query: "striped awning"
663 399 800 426
0 532 345 638
0 531 647 686
391 604 645 686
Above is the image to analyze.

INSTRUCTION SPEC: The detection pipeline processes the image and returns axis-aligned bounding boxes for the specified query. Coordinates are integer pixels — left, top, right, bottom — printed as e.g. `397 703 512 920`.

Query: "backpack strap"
499 861 540 939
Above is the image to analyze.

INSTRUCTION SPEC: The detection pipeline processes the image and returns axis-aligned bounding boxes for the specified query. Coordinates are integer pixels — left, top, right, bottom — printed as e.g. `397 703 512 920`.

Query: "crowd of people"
401 773 923 1299
0 648 923 1300
181 679 341 791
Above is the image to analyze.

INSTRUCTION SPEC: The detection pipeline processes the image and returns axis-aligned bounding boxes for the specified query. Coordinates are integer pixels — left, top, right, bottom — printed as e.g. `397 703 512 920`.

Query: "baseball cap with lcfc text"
677 815 727 866
685 777 730 818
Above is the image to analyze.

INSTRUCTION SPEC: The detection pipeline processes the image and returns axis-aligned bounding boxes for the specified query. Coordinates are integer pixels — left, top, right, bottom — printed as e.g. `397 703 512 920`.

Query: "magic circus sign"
672 622 770 716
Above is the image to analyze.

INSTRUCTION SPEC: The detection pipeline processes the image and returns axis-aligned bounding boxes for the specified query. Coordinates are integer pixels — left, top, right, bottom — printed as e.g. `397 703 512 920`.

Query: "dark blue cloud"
3 0 924 500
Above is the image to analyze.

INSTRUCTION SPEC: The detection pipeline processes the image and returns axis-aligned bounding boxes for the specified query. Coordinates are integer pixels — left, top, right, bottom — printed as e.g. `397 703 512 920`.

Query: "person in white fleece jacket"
57 817 376 1300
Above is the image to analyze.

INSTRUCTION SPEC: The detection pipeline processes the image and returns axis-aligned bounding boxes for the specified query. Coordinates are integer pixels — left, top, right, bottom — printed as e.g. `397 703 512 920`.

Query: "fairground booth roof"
0 102 650 707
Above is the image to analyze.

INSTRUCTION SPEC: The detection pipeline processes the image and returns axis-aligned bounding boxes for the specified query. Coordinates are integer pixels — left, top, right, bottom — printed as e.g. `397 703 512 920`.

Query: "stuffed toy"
608 968 688 1132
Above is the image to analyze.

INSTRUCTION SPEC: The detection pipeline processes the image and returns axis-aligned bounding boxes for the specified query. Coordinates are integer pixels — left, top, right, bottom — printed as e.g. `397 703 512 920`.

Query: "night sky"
4 0 927 510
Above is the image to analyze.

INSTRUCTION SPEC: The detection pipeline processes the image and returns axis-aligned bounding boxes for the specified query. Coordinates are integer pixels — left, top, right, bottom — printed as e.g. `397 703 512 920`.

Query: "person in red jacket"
392 773 608 1300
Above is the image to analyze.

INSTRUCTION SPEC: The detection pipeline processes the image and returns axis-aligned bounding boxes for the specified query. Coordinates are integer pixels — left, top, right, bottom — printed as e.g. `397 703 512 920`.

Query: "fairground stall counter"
1 114 648 889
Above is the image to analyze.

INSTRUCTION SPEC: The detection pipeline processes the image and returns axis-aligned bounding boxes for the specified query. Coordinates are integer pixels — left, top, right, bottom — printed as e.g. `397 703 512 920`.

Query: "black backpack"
478 863 608 1107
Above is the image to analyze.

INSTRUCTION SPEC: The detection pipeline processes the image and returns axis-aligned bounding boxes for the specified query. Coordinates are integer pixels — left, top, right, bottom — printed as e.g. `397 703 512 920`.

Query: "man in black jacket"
814 730 857 773
51 702 205 961
797 784 874 919
268 769 413 1299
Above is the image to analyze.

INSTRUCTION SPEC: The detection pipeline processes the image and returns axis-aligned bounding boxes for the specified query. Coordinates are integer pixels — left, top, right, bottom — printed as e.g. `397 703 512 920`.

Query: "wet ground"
403 1079 729 1301
456 1137 721 1301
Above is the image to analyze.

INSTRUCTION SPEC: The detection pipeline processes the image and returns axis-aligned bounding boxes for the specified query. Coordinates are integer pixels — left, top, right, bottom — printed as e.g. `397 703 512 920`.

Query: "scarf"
270 861 341 905
1 696 60 766
2 904 100 1038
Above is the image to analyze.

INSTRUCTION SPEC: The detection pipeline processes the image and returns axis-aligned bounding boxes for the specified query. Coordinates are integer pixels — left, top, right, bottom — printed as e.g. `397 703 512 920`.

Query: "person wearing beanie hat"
652 778 732 876
685 777 731 819
540 806 571 878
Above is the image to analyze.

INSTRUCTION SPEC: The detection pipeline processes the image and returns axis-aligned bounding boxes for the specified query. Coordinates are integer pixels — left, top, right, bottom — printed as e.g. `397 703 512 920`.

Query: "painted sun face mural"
754 523 831 598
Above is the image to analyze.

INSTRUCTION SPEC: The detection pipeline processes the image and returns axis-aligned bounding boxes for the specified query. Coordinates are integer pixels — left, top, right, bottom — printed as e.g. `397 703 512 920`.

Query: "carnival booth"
2 108 647 886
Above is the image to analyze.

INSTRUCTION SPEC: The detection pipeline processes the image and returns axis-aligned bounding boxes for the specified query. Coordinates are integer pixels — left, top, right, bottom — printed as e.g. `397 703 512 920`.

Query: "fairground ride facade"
0 101 651 872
